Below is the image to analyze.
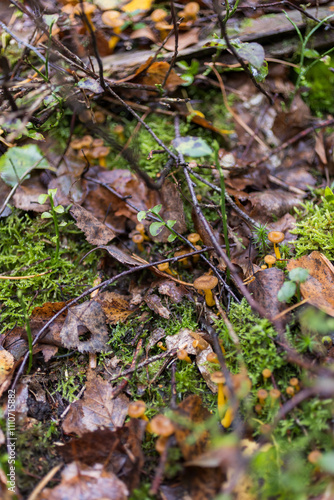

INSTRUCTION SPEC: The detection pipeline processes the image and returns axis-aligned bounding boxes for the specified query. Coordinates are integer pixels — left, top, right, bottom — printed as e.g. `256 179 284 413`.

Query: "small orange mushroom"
193 275 218 307
262 368 272 379
264 255 276 268
177 349 191 363
157 262 176 277
128 400 149 421
132 233 144 252
211 371 226 419
149 414 175 437
268 231 284 260
257 389 268 405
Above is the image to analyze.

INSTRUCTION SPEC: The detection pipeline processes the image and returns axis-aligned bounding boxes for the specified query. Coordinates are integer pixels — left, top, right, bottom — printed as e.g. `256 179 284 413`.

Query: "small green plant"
277 267 309 303
252 223 270 255
284 11 334 104
38 188 66 262
292 188 334 258
137 204 177 242
176 59 200 86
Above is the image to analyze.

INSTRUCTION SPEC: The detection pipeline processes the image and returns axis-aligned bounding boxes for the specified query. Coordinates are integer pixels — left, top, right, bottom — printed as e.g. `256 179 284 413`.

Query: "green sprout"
137 204 177 242
277 267 309 303
38 188 65 262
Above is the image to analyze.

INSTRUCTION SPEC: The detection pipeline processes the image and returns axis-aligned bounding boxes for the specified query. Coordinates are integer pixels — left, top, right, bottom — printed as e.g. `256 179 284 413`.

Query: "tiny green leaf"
38 193 49 205
137 211 147 222
150 204 162 215
59 221 67 227
149 222 164 236
324 186 334 203
166 219 176 229
54 205 65 214
277 281 296 302
167 233 177 242
288 267 309 283
41 211 52 219
47 188 57 198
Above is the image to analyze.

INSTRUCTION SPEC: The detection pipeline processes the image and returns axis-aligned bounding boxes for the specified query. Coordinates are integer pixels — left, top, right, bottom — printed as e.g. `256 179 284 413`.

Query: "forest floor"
1 0 334 499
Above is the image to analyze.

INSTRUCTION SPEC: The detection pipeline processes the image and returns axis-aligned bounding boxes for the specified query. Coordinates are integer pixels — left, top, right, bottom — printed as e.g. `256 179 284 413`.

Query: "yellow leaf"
122 0 153 12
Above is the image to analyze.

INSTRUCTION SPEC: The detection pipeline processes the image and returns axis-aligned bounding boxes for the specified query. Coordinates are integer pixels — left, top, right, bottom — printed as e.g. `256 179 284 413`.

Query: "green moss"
0 210 99 333
291 195 334 258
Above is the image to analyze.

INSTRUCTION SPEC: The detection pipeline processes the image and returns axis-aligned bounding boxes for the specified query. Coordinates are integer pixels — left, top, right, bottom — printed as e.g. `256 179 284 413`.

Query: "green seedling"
176 59 200 86
277 267 309 303
38 188 66 262
137 204 177 242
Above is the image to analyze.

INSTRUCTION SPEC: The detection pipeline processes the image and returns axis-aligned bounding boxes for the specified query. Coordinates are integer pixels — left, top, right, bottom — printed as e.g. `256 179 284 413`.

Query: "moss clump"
0 210 99 333
291 195 334 258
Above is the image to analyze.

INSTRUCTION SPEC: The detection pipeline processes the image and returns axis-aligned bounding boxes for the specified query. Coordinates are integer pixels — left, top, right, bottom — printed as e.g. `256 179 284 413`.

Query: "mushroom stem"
221 407 233 428
177 349 191 363
216 382 226 418
204 289 215 307
273 243 281 260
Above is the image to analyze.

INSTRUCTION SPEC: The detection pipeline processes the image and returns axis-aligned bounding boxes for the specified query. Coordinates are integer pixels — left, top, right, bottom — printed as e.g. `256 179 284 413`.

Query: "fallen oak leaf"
62 371 129 436
70 204 116 245
60 300 109 352
39 461 128 500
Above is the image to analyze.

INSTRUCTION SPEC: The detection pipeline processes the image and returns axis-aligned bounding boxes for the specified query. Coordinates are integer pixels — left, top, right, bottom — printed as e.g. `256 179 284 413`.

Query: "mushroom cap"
128 400 146 418
193 274 218 291
289 377 299 387
155 435 168 454
210 370 225 384
268 231 284 244
92 138 104 148
150 414 175 437
187 233 201 244
114 124 125 133
184 2 200 16
94 111 105 124
71 135 93 150
91 146 110 159
257 389 268 399
264 255 276 265
157 262 169 272
151 8 167 23
286 386 294 396
73 2 96 15
177 349 189 360
206 352 218 363
308 450 322 464
136 223 145 232
132 233 144 244
101 10 121 25
269 388 281 399
262 368 272 378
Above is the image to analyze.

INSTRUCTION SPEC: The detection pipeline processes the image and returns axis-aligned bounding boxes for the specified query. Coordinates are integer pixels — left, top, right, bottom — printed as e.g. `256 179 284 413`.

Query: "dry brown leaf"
39 461 128 500
287 251 334 316
12 175 49 212
248 268 286 319
59 419 145 491
60 300 109 352
315 133 327 165
247 189 302 221
139 61 184 92
0 349 14 385
153 181 187 242
70 204 116 245
165 328 197 354
95 291 133 325
164 28 200 51
62 371 129 435
145 293 170 319
130 27 158 43
157 279 193 303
